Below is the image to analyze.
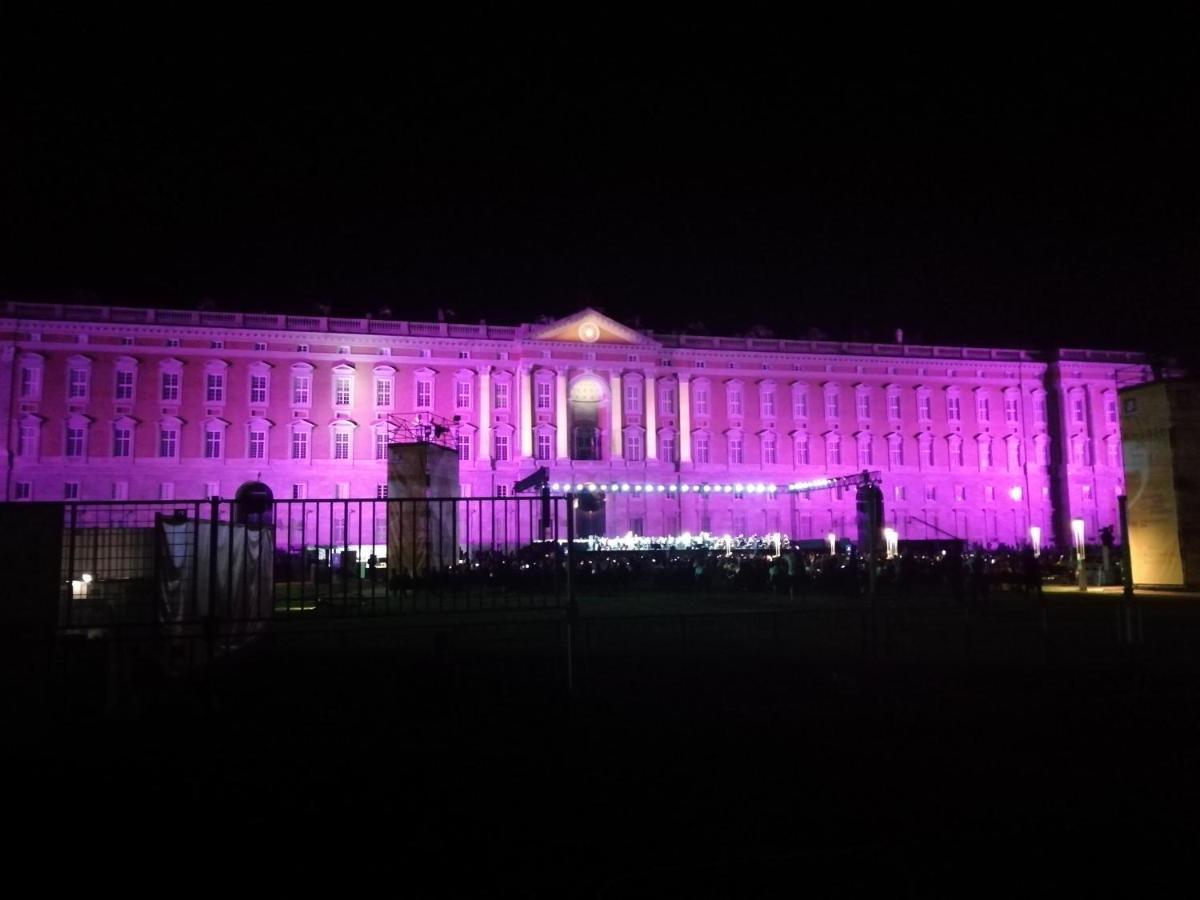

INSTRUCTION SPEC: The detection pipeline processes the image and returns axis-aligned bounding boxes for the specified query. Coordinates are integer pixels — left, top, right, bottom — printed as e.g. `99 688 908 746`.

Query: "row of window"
20 357 1122 431
18 416 1121 471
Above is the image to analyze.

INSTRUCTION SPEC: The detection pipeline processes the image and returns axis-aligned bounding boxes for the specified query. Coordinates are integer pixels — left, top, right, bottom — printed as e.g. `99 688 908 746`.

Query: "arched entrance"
569 376 605 461
234 481 274 527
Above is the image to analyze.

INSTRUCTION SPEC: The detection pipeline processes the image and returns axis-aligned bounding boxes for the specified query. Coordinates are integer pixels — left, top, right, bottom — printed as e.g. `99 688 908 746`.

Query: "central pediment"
528 308 654 345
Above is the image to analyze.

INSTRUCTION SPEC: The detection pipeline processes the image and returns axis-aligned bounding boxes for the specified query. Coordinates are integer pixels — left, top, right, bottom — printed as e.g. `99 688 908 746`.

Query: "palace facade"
1 302 1150 548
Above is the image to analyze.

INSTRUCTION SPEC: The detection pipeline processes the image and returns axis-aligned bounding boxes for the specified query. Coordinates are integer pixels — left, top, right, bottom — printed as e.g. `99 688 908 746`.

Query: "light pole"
1071 518 1087 592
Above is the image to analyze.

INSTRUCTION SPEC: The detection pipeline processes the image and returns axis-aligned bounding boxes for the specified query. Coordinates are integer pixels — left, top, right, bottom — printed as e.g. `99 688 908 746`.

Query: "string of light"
549 478 839 495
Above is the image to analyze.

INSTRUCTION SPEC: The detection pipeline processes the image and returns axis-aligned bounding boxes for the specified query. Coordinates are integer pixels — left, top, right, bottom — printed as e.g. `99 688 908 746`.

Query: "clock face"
578 321 600 343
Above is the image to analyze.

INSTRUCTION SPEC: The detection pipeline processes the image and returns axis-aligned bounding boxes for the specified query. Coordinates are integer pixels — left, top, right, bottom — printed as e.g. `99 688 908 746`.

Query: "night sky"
4 25 1198 363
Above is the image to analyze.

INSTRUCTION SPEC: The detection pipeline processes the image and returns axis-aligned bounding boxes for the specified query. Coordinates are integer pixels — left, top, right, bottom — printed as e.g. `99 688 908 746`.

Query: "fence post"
565 493 576 697
205 496 220 709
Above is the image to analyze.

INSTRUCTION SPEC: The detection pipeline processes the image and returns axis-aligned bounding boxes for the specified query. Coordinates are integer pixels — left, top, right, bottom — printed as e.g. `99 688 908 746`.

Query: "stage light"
634 485 643 492
668 484 678 491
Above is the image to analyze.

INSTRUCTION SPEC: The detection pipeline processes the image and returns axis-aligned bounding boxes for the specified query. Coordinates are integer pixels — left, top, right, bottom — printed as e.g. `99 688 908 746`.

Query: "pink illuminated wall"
1 303 1150 548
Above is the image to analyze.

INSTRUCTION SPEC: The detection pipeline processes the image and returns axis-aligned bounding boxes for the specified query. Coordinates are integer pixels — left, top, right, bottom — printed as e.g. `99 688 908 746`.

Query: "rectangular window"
115 370 135 401
205 482 220 500
1105 397 1118 425
919 394 933 421
291 483 307 500
248 430 266 459
985 486 995 502
205 373 224 403
625 431 644 461
494 382 510 410
979 440 992 470
292 375 311 406
250 375 268 405
1082 484 1093 501
761 389 776 418
889 439 903 468
894 486 906 502
695 434 710 464
695 386 710 416
925 485 936 502
376 431 389 460
825 391 839 419
159 428 178 459
457 381 473 410
762 437 777 465
64 482 80 500
1033 395 1047 425
161 371 180 402
955 485 966 503
950 439 963 468
334 376 353 407
857 392 871 420
828 438 841 466
18 424 39 458
794 391 808 419
65 427 85 458
376 484 389 499
858 438 872 467
160 482 175 501
661 387 676 415
977 396 990 423
888 394 902 420
1072 397 1086 424
494 434 510 461
728 387 743 417
624 381 642 414
729 435 744 464
375 378 393 408
20 366 41 399
416 381 432 409
536 381 552 411
204 428 222 459
795 437 810 466
946 396 960 421
112 427 131 458
661 433 676 463
290 430 307 459
15 481 32 500
69 368 89 399
334 432 350 460
254 342 268 351
536 432 552 461
458 434 473 461
1005 395 1020 423
921 439 935 468
1106 440 1120 468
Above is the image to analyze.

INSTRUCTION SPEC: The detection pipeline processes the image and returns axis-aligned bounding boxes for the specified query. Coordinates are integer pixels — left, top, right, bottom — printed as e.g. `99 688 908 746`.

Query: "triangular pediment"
529 308 654 345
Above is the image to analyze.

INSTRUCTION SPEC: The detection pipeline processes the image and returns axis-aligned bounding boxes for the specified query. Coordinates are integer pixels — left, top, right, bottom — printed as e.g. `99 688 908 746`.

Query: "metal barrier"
57 495 570 634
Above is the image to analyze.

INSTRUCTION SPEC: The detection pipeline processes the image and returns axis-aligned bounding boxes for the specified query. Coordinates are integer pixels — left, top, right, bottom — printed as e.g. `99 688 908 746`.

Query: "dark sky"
3 23 1198 362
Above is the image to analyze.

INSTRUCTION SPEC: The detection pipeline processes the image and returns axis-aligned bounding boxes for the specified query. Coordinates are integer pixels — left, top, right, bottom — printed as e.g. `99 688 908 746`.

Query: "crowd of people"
370 539 1120 605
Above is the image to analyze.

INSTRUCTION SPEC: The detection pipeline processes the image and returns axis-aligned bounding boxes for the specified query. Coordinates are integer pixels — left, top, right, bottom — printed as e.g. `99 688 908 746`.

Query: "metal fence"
57 495 570 634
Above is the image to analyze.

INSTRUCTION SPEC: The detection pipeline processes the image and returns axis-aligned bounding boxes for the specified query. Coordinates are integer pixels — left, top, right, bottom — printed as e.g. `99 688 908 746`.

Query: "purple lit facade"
1 303 1149 548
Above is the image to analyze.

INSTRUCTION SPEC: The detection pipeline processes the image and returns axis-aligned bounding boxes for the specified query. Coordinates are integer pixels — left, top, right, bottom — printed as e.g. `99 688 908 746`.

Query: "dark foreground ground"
7 597 1200 896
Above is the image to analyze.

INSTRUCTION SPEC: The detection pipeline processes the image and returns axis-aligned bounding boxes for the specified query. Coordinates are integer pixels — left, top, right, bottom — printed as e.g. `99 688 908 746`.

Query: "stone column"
610 370 623 460
556 368 569 460
645 373 657 460
679 374 692 463
478 365 492 462
519 365 533 459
